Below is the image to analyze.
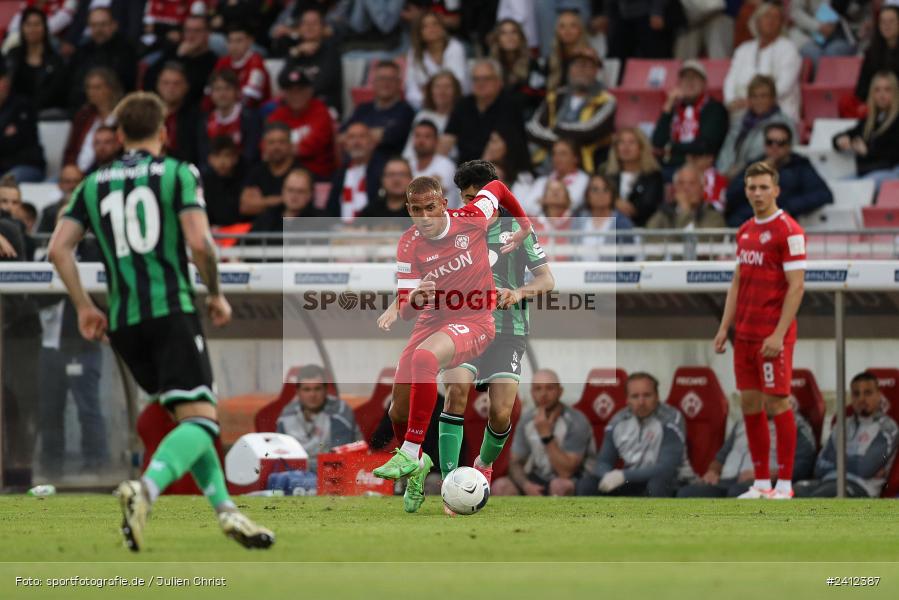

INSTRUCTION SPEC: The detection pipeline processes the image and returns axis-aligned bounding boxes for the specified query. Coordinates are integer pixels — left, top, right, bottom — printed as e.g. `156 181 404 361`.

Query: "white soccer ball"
441 467 490 515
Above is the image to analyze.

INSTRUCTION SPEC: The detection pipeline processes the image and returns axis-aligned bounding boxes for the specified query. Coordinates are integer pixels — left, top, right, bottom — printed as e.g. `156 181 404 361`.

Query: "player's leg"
733 339 774 499
763 343 796 499
440 366 475 478
387 383 410 445
476 378 518 484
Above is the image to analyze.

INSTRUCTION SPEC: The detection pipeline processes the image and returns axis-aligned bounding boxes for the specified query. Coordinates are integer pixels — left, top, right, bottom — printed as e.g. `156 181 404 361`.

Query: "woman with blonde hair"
62 67 123 173
404 11 468 109
600 127 664 226
488 18 545 117
546 10 590 91
833 71 899 190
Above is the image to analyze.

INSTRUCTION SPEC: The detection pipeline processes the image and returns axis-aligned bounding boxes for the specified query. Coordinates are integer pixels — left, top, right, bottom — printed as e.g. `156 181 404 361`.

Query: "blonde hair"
604 127 660 176
744 160 780 185
547 11 589 90
410 12 448 69
864 71 899 140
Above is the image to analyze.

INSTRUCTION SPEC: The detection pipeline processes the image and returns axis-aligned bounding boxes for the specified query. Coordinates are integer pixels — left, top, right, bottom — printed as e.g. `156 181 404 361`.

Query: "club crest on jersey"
759 231 772 245
499 231 514 245
455 235 469 250
741 233 749 240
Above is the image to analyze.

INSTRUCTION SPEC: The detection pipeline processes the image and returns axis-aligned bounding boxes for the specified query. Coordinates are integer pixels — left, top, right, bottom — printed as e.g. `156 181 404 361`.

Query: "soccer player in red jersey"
374 168 532 512
714 161 807 500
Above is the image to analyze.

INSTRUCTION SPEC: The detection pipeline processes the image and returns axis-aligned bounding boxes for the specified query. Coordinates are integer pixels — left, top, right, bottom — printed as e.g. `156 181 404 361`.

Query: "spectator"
795 372 899 498
855 6 899 103
240 123 299 218
89 125 123 172
346 60 416 162
276 365 362 472
652 60 729 180
5 0 77 44
37 165 83 234
489 18 546 118
357 157 414 228
401 0 461 32
143 14 218 110
404 11 468 110
0 61 46 184
674 1 733 59
407 121 458 208
141 0 199 51
687 143 728 212
677 408 816 498
599 128 665 227
725 123 833 226
496 0 539 51
67 5 137 109
573 173 635 261
199 70 263 168
603 0 676 60
5 7 67 114
157 62 201 165
523 139 590 216
344 0 405 50
267 65 337 181
202 136 247 226
545 9 591 91
63 67 122 173
19 202 36 234
534 179 574 233
250 167 329 236
833 72 899 191
526 46 616 175
724 1 802 123
717 75 796 180
646 164 727 230
326 122 384 222
576 372 689 497
440 59 529 174
283 8 343 115
492 369 593 497
212 23 271 108
486 130 536 199
789 0 855 68
401 71 461 159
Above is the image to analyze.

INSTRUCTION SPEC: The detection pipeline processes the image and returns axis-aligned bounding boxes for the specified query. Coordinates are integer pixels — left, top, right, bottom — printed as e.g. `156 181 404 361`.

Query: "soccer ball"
441 467 490 515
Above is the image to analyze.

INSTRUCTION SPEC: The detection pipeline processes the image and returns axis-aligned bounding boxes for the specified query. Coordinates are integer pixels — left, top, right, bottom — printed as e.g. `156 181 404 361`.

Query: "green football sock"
438 412 465 478
479 422 512 466
190 444 235 512
142 422 214 497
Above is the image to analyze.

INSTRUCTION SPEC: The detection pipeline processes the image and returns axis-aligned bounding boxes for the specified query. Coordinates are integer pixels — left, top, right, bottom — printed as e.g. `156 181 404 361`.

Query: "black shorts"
108 312 215 407
459 334 527 392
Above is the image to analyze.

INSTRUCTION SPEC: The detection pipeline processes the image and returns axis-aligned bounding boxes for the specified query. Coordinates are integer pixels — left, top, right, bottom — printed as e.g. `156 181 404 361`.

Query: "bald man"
492 369 594 497
645 164 726 230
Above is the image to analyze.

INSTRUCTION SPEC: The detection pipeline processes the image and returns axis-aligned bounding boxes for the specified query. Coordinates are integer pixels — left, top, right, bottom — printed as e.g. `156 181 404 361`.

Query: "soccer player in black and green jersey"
48 92 273 551
440 161 555 500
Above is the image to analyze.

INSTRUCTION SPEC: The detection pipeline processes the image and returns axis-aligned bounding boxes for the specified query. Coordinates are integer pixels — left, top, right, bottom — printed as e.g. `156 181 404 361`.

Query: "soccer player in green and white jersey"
48 92 273 551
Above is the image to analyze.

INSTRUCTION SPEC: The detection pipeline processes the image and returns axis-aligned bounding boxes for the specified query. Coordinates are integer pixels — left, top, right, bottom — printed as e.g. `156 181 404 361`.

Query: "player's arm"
180 207 231 327
508 453 541 495
468 180 532 245
713 264 740 353
48 218 107 341
761 268 804 357
498 263 554 309
543 438 583 480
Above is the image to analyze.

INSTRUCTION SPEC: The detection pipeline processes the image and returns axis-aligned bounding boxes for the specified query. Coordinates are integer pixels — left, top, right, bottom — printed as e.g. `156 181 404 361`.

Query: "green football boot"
373 448 421 480
403 452 433 513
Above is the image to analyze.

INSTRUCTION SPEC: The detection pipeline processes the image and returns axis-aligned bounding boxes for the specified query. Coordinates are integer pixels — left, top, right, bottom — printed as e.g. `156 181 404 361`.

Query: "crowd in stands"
1 0 899 262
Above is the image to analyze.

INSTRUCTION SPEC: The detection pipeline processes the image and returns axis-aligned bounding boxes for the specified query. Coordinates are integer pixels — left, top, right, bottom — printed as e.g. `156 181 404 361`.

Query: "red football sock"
391 420 407 446
773 410 797 482
405 349 440 445
743 411 771 480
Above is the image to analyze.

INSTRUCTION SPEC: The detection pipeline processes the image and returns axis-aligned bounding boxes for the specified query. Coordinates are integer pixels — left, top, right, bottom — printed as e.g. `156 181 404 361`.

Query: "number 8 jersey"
63 149 206 332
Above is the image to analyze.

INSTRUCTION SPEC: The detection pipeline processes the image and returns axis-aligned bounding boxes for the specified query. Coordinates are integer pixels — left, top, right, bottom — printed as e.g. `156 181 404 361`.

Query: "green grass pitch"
1 495 898 599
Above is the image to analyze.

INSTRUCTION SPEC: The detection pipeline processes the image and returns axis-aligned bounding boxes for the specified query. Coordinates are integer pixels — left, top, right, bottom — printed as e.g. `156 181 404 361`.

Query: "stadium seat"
862 206 899 228
253 366 338 433
573 368 628 449
876 181 899 207
38 120 71 181
795 145 856 180
808 118 856 150
697 58 730 102
799 205 861 230
461 389 522 479
0 0 19 40
813 56 863 87
617 59 679 90
801 85 848 125
610 88 666 130
19 183 61 214
265 58 285 98
602 57 621 88
665 367 728 475
353 368 395 444
828 179 876 209
790 369 825 450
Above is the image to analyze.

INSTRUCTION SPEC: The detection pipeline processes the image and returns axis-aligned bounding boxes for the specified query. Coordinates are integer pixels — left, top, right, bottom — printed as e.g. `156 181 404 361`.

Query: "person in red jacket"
210 23 270 108
266 65 336 181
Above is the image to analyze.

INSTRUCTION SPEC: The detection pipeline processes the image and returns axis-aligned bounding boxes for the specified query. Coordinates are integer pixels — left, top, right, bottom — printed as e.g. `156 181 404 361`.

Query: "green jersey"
63 150 205 332
487 208 548 336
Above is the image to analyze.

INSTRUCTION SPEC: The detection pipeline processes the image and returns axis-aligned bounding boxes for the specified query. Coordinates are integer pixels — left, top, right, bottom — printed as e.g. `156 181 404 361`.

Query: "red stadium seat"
354 368 396 444
136 402 226 495
461 389 522 479
790 369 825 450
862 206 899 228
697 58 730 102
665 367 729 475
800 58 861 133
876 181 899 207
350 86 375 107
573 368 627 449
813 56 862 87
611 89 666 129
618 59 679 90
253 366 338 433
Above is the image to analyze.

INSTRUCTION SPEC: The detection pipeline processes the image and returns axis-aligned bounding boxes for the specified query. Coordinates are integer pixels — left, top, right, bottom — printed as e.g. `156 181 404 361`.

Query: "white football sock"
141 476 160 503
400 441 421 460
753 479 772 490
775 480 793 494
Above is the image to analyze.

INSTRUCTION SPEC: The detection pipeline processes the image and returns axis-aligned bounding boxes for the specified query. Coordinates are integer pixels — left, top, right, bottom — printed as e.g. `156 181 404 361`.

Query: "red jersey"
206 106 243 151
396 181 508 326
703 167 727 212
144 0 207 26
734 209 807 343
267 97 337 180
213 51 270 107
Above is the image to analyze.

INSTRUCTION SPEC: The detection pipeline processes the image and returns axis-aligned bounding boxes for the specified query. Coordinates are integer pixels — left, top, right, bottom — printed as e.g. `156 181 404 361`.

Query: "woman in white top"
524 139 589 216
404 12 468 110
723 2 802 123
402 70 462 160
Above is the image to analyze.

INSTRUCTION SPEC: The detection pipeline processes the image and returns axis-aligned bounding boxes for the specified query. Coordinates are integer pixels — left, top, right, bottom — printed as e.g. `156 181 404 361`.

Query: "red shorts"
395 318 495 384
733 338 794 397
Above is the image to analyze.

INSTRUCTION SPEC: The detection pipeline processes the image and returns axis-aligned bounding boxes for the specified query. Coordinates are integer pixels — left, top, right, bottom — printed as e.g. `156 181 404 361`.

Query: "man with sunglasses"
723 123 832 226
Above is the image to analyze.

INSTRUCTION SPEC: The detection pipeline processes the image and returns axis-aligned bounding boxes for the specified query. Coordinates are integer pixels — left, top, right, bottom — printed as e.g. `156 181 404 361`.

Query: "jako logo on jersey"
425 251 473 280
680 391 704 418
760 231 772 244
738 249 764 266
455 235 469 250
425 254 440 262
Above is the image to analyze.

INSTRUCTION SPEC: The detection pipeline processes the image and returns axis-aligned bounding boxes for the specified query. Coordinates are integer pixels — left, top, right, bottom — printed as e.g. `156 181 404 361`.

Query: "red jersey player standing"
374 173 532 513
714 161 806 500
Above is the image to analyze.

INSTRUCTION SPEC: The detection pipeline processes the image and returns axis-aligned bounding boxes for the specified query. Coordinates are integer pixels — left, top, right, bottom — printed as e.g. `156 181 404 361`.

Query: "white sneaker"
769 488 794 500
737 486 775 499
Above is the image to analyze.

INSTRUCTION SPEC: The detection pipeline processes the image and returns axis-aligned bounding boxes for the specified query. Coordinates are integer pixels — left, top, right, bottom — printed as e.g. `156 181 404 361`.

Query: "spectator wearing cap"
345 60 416 163
0 61 46 184
143 14 218 110
211 23 271 108
67 5 137 109
652 60 729 181
526 45 616 175
267 65 337 181
724 2 802 123
157 62 201 165
198 69 263 168
283 8 343 115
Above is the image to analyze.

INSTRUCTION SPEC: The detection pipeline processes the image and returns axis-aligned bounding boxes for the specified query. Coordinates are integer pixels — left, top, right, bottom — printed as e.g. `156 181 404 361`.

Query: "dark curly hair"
453 160 498 192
